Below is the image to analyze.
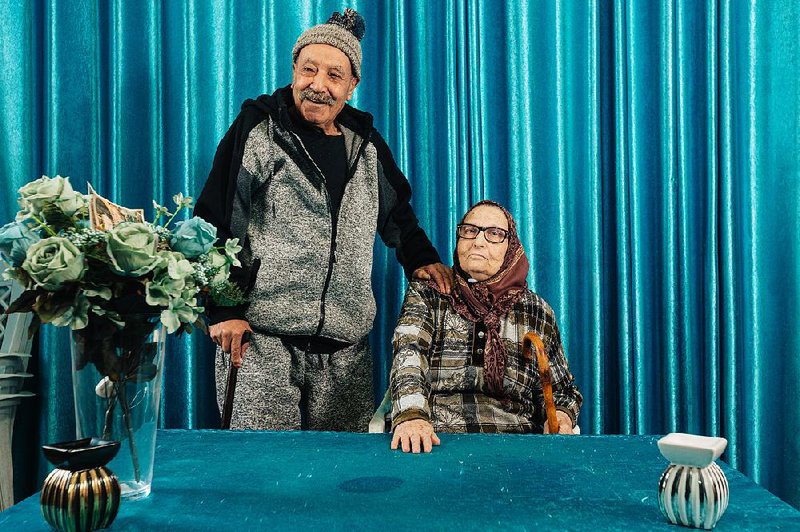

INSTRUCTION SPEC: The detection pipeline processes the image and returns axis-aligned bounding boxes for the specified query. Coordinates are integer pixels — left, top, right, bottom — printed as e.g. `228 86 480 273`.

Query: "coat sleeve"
372 130 442 278
390 281 438 429
195 110 263 324
542 310 583 426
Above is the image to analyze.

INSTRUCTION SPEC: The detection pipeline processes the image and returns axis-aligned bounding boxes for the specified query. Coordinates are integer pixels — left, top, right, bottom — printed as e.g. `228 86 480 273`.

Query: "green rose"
145 252 195 306
223 238 242 267
0 220 41 266
22 237 85 289
160 297 203 334
206 249 230 285
18 175 86 217
106 222 160 276
169 216 217 259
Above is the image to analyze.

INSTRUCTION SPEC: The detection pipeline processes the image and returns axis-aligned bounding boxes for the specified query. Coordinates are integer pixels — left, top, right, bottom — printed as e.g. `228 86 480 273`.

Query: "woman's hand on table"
543 410 575 435
391 419 441 453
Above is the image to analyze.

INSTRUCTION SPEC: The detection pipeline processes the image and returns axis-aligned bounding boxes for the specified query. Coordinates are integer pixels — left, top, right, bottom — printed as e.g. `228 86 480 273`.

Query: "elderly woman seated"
390 200 583 453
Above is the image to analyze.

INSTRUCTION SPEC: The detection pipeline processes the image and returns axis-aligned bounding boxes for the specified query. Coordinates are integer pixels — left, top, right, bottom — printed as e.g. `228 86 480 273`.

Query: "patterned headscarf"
431 200 530 395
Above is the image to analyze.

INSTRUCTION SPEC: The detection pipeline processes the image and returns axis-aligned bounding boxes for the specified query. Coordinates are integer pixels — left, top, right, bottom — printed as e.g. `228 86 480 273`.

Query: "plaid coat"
390 281 582 433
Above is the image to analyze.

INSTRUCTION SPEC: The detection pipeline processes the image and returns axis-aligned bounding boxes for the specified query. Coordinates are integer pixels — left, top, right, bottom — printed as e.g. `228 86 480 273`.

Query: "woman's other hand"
544 410 575 434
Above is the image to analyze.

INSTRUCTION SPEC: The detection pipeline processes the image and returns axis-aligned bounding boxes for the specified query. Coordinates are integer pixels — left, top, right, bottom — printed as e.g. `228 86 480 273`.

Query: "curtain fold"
1 0 798 508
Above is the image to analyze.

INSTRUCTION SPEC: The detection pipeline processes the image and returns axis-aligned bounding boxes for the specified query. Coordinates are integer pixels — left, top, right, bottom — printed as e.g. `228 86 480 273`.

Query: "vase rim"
42 437 121 471
658 432 728 467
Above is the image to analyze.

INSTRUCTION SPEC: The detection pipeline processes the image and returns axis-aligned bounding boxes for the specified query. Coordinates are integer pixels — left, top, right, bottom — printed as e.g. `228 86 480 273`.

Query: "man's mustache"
300 88 335 106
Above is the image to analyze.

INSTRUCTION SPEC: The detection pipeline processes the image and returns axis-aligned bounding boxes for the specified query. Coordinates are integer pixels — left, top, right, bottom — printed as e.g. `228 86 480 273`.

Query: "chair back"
0 274 33 362
0 267 35 511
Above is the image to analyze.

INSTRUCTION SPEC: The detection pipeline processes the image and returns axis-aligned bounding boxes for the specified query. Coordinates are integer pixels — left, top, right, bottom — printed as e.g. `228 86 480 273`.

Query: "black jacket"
196 86 440 338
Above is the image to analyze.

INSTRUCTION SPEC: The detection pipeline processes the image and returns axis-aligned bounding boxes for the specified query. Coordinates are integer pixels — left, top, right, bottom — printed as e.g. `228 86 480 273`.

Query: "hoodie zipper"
289 128 373 339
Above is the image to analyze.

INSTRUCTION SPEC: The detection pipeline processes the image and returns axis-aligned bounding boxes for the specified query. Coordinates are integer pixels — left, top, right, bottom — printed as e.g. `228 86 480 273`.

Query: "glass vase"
70 313 166 500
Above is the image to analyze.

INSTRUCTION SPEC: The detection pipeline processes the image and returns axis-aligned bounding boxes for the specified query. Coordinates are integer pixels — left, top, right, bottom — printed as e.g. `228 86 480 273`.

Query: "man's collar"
287 105 330 136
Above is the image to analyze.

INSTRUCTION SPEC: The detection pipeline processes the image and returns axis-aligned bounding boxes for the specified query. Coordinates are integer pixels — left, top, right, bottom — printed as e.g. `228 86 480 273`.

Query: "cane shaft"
220 331 250 430
523 332 559 435
221 366 238 429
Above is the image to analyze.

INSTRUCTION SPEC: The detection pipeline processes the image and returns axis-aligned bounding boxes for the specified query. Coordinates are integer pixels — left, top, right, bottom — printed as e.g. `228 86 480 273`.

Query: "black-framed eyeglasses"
456 223 509 243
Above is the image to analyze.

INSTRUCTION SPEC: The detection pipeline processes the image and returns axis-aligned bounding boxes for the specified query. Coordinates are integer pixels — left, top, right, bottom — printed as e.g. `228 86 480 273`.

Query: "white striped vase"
658 462 729 530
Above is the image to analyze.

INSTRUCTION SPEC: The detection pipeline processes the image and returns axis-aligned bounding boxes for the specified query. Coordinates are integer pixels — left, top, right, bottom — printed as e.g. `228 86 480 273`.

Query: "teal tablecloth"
2 430 799 530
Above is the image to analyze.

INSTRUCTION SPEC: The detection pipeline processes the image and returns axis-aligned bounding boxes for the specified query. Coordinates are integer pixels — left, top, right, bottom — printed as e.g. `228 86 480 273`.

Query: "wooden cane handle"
523 332 559 435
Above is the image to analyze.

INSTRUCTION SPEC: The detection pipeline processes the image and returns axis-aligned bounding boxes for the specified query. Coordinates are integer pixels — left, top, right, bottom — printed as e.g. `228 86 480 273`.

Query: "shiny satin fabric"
3 431 800 529
0 0 797 508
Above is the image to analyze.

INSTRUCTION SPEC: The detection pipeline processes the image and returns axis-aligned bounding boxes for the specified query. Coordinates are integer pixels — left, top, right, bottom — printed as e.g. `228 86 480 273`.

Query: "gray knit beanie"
292 8 366 79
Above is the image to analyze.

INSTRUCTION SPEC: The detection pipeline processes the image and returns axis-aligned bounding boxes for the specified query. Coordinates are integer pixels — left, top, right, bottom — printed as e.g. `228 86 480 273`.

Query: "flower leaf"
40 202 76 232
5 289 41 314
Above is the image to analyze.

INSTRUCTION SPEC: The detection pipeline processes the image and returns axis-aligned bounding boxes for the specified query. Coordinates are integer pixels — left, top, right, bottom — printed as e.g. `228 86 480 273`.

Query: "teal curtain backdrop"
1 0 798 509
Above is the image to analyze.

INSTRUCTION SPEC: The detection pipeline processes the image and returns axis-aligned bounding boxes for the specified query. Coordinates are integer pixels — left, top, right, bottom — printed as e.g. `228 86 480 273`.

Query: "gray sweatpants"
215 333 374 431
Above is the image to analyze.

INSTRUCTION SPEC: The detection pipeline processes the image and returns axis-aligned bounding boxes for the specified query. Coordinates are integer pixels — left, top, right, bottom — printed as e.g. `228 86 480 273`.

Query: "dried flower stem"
163 204 185 228
101 391 118 441
115 380 142 483
28 214 57 236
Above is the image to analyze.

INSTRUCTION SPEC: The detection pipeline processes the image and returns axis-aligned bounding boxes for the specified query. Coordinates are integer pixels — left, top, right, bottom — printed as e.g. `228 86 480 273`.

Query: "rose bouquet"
0 175 245 496
0 175 244 333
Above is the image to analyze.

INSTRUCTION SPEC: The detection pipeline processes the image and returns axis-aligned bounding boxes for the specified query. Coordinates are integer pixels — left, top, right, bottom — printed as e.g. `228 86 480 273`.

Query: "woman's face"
456 205 510 281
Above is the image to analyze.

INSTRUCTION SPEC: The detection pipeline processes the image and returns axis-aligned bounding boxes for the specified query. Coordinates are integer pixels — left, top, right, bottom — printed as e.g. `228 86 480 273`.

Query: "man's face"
292 44 359 135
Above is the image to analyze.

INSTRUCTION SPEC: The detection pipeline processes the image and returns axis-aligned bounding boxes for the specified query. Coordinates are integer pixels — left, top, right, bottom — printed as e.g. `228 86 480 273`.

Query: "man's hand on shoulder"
412 263 453 294
209 319 253 368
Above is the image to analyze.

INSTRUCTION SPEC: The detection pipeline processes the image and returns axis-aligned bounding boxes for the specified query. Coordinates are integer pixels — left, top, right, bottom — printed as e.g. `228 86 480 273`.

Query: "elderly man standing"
196 8 450 431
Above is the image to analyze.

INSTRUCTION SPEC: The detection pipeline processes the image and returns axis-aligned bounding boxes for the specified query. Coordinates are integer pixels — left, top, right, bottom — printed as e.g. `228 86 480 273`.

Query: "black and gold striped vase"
40 438 121 531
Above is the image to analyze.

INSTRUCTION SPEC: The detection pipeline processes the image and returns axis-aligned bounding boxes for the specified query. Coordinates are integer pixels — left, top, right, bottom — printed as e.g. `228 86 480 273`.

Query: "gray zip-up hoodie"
196 86 441 344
